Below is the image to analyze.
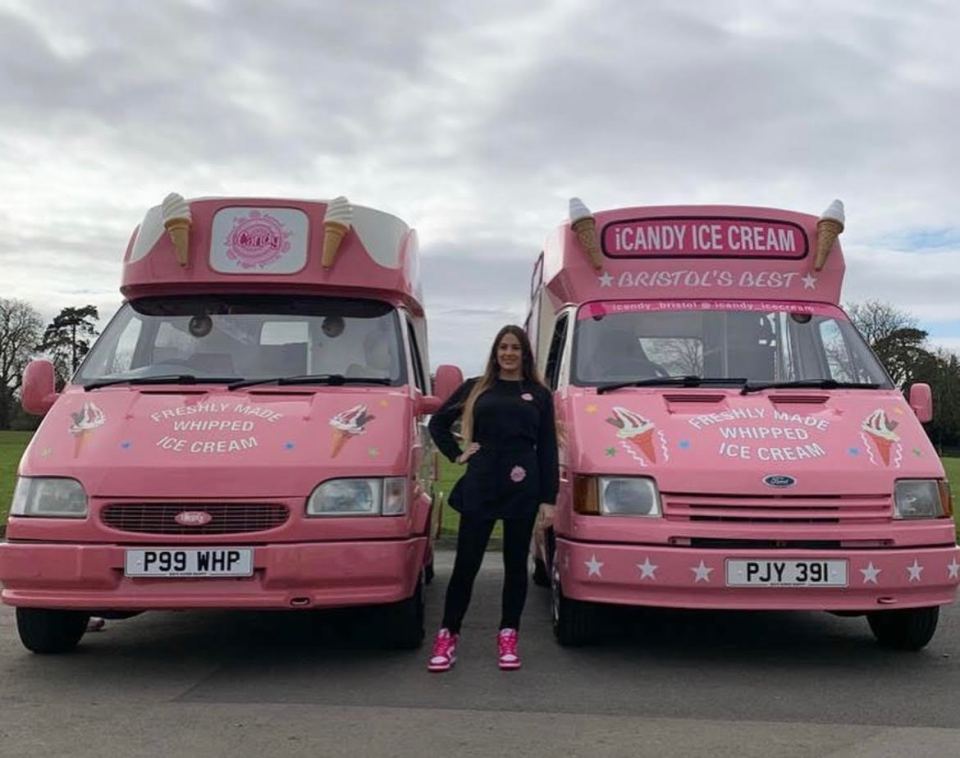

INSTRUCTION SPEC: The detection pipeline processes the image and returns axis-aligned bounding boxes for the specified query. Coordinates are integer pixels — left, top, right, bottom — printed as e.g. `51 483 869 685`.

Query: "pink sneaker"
497 628 521 670
427 628 458 672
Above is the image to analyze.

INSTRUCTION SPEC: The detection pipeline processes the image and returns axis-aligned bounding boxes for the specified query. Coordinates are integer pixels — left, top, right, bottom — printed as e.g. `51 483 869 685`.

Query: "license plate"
124 548 253 578
726 559 847 587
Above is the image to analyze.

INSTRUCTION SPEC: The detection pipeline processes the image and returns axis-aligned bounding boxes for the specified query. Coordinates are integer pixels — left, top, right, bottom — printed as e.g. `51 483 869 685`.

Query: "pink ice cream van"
2 194 459 653
528 199 960 650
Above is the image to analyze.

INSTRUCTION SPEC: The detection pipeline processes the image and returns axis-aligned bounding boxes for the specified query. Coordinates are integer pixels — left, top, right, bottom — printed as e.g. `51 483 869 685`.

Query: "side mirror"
22 359 59 416
415 364 464 417
908 383 933 423
433 364 464 404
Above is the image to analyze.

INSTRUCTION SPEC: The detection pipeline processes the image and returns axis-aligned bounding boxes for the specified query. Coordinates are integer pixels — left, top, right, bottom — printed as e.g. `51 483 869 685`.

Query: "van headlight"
894 480 951 520
600 477 661 516
10 477 88 518
306 477 407 516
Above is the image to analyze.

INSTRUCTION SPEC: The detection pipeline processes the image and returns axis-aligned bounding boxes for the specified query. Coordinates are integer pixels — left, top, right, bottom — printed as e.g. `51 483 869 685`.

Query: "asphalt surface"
0 550 958 757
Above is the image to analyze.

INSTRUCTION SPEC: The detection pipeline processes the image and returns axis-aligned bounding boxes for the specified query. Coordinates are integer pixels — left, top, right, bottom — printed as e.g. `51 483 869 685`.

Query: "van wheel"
16 608 90 654
382 575 425 649
424 560 435 585
867 606 939 651
552 572 598 646
532 557 550 588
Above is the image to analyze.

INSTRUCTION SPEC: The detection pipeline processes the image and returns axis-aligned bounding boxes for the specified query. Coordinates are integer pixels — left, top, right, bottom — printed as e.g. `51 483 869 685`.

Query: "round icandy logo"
224 210 292 269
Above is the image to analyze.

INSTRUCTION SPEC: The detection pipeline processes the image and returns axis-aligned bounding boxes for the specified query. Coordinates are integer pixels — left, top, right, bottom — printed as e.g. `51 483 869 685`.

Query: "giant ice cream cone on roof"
569 197 604 270
814 199 844 271
161 192 192 266
322 196 353 269
607 406 657 464
862 408 899 466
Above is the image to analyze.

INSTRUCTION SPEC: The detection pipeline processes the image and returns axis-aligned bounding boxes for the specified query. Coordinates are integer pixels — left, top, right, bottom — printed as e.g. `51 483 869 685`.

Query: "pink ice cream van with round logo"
527 199 959 650
1 194 460 653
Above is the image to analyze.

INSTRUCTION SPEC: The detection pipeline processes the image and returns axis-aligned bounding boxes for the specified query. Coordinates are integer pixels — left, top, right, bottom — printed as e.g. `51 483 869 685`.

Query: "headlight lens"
598 476 661 517
894 480 948 519
10 477 88 518
306 477 407 516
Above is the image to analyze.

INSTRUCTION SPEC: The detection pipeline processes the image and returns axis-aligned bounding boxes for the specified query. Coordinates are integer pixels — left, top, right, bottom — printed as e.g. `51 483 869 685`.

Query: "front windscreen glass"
75 295 406 386
572 305 893 388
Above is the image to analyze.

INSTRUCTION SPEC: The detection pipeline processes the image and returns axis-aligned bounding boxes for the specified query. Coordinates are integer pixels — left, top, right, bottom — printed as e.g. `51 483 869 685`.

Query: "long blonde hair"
460 325 545 444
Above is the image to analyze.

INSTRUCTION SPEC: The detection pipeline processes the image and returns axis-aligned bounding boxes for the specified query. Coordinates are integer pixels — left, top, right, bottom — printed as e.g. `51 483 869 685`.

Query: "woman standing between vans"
427 325 559 671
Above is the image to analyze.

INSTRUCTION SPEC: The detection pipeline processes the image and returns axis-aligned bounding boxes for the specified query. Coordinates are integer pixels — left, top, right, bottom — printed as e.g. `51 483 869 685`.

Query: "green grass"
2 430 958 537
1 431 32 520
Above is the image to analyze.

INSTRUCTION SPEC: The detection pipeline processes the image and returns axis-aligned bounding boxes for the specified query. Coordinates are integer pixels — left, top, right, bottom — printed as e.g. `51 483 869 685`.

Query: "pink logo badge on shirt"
510 466 527 483
521 393 534 401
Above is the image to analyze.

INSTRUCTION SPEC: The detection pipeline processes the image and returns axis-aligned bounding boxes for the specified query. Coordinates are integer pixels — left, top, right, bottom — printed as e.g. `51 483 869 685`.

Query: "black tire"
16 608 90 654
552 572 599 646
868 606 939 651
532 557 550 588
381 576 425 649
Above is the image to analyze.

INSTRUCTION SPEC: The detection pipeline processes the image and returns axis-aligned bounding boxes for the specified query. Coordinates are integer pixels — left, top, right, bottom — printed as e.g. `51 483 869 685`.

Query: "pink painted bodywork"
1 197 435 612
535 205 960 612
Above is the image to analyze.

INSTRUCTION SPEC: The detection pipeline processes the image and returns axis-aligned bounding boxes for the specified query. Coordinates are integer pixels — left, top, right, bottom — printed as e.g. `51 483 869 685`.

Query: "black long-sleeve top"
429 377 559 520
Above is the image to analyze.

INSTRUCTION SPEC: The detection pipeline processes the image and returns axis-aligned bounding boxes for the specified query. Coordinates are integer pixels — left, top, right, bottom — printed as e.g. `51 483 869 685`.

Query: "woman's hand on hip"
538 503 556 530
456 442 481 464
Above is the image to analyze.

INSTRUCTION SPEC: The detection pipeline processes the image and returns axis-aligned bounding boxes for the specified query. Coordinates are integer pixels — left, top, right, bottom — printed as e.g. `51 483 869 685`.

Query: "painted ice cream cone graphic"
569 197 604 270
861 409 899 466
162 192 193 266
814 199 844 271
69 402 106 458
321 196 353 268
607 406 657 464
329 404 373 458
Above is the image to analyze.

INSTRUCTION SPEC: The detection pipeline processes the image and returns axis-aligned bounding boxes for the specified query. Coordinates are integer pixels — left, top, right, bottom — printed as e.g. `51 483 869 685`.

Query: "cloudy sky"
2 0 958 374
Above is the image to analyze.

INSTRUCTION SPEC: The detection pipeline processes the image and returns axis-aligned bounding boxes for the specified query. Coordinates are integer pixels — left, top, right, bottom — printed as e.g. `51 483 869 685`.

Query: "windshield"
76 295 406 386
572 304 893 388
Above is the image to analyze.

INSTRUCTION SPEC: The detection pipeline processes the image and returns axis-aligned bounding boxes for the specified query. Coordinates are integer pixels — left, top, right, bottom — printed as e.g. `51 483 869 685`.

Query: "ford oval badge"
175 511 213 526
763 475 796 488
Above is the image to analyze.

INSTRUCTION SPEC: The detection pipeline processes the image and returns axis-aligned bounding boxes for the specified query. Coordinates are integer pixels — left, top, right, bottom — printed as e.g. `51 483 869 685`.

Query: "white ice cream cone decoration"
161 192 193 266
69 402 106 458
814 199 844 271
861 408 899 466
607 406 658 464
322 196 353 268
569 197 604 270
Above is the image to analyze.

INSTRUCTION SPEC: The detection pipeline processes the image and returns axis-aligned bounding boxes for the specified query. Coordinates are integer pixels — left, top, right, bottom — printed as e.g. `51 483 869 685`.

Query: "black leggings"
441 512 537 634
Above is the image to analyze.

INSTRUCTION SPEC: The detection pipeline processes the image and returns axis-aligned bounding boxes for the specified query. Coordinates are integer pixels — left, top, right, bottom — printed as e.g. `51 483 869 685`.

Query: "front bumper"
556 538 960 611
0 537 427 610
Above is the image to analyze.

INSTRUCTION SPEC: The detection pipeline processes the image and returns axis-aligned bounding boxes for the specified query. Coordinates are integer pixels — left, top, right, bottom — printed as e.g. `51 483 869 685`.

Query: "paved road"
0 551 958 757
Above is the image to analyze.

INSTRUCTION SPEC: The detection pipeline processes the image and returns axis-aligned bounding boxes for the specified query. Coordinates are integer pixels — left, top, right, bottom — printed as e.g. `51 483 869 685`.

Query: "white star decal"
948 559 960 580
598 271 614 287
801 274 817 290
585 554 604 577
637 558 658 580
691 560 713 583
906 559 924 583
860 562 881 584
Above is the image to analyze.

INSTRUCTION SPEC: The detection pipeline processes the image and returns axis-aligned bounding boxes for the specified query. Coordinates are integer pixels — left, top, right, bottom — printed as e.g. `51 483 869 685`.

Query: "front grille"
101 503 289 535
663 494 891 524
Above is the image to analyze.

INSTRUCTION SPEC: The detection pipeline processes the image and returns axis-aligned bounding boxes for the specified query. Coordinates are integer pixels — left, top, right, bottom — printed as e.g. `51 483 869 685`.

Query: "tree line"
0 298 959 449
0 299 99 429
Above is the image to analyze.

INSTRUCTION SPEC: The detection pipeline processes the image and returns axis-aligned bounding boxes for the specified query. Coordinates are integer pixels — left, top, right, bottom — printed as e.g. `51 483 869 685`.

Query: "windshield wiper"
227 374 393 391
741 379 880 395
597 375 749 395
83 375 240 391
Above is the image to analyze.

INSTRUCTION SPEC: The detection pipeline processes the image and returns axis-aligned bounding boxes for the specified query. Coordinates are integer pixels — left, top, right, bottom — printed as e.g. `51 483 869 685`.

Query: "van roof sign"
602 216 808 260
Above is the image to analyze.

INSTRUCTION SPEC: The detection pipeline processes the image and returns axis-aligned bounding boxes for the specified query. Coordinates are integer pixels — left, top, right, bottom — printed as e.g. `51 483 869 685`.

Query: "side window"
544 314 568 390
406 320 427 392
